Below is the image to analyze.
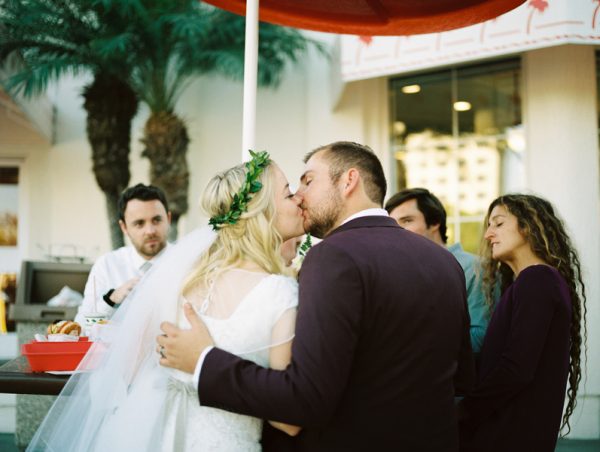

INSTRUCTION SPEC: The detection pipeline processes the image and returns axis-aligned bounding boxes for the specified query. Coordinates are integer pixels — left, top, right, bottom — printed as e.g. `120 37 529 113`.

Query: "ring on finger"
159 345 166 359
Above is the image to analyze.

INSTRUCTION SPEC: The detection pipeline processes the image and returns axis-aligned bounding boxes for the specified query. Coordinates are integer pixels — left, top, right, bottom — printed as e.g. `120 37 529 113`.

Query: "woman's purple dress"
459 265 572 452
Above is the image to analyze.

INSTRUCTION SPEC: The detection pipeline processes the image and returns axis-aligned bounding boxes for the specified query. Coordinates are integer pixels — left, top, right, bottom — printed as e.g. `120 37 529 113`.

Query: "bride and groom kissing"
29 141 474 452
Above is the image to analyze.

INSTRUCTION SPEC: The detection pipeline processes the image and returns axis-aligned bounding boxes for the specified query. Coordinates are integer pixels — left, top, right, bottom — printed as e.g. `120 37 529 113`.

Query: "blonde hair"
182 163 290 295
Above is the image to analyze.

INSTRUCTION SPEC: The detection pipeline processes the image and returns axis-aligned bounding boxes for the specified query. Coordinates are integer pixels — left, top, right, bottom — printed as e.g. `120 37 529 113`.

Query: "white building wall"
523 44 600 438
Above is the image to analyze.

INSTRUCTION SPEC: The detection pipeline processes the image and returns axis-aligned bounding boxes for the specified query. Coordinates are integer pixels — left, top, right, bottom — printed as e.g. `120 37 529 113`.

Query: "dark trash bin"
9 260 91 323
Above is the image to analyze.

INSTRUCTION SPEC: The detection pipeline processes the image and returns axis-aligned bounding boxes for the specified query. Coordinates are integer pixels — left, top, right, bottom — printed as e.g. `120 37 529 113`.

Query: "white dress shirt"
340 208 388 225
74 245 168 324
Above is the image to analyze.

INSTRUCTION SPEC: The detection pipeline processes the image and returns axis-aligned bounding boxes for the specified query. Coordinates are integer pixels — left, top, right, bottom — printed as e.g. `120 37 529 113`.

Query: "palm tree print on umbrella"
593 0 600 29
527 0 549 34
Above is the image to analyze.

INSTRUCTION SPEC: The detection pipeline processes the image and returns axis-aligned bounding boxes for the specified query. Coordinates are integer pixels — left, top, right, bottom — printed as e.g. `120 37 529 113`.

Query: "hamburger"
47 320 82 336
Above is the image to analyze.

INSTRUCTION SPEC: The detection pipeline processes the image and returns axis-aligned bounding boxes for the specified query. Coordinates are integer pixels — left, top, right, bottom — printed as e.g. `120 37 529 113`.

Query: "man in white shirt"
74 184 171 324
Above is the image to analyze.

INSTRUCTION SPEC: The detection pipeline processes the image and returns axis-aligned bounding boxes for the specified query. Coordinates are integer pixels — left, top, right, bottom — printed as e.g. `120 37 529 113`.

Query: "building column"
523 44 600 439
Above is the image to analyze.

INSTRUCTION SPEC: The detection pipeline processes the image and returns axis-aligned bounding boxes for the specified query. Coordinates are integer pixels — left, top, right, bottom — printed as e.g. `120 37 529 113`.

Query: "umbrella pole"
242 0 259 161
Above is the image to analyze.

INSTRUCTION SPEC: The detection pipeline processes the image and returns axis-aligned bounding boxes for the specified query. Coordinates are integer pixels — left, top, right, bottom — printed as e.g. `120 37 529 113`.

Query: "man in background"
385 187 489 354
75 183 171 324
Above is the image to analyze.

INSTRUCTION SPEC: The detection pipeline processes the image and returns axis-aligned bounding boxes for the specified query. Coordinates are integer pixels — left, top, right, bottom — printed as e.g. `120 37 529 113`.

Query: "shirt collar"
130 247 148 271
448 242 463 253
340 208 389 226
130 242 170 271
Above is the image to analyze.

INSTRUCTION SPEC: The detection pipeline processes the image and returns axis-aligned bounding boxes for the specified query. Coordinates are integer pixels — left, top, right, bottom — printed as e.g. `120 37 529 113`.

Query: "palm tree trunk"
83 73 138 249
104 191 123 248
141 111 190 241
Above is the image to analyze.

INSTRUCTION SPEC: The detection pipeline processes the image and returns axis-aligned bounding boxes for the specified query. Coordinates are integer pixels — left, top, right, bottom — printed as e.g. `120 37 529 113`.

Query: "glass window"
389 59 523 253
0 166 18 332
0 167 19 247
596 52 600 143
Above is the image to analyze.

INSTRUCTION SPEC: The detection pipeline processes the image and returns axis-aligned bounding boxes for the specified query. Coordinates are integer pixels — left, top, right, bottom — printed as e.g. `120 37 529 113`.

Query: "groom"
158 142 475 451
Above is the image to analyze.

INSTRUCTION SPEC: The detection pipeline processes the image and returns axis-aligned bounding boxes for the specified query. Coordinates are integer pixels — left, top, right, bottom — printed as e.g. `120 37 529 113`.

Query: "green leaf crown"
208 150 271 231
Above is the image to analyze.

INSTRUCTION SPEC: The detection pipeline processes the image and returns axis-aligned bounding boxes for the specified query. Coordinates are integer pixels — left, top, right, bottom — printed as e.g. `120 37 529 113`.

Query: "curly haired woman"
458 194 586 452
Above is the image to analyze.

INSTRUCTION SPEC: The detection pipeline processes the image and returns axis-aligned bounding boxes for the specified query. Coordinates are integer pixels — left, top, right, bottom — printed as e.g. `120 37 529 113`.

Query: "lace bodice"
162 272 298 451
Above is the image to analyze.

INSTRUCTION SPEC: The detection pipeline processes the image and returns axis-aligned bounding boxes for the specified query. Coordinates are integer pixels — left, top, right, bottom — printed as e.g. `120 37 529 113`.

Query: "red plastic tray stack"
21 337 92 372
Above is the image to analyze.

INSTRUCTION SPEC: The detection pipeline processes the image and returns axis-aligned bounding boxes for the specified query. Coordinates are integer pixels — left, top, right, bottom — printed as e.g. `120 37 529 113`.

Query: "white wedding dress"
159 272 298 451
27 228 298 452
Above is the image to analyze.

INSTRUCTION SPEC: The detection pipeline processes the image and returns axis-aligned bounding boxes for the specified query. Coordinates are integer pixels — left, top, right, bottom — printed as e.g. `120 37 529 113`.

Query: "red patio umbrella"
202 0 527 157
205 0 527 35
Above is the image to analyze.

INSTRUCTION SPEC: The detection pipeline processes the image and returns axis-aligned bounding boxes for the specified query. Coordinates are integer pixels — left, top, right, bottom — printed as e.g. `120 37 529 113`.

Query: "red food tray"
21 338 92 372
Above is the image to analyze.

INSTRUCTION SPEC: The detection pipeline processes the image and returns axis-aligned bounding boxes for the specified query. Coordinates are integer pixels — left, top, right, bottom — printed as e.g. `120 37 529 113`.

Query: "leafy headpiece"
208 150 271 231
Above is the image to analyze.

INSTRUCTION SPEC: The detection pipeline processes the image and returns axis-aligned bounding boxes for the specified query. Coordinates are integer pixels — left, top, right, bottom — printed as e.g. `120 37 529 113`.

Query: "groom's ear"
341 168 360 196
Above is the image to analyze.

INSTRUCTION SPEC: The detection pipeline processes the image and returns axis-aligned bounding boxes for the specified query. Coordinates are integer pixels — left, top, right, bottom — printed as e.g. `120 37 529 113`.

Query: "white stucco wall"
523 44 600 438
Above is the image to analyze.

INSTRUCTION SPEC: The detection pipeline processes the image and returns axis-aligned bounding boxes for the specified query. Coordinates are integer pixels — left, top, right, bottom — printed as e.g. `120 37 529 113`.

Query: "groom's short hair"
304 141 387 205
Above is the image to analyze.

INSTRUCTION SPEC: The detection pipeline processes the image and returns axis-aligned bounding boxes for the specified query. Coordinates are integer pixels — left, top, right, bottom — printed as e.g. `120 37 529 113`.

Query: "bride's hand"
157 303 215 374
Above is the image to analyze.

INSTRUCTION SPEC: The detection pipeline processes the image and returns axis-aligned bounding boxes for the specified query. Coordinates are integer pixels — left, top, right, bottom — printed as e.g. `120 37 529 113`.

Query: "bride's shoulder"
266 274 299 291
260 274 298 308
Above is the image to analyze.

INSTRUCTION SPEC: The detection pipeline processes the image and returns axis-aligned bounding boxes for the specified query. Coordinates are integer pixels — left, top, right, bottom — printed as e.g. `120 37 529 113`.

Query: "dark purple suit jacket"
199 216 475 451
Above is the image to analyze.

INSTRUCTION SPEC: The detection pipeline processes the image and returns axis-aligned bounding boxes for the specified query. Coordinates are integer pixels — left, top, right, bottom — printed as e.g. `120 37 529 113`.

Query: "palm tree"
0 0 139 248
122 1 323 239
2 0 323 243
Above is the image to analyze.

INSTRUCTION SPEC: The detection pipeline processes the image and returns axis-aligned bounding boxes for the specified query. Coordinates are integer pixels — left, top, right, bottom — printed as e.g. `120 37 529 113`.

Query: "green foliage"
192 8 327 88
0 0 325 244
0 0 138 96
122 2 327 112
1 0 326 107
208 150 271 231
298 234 312 258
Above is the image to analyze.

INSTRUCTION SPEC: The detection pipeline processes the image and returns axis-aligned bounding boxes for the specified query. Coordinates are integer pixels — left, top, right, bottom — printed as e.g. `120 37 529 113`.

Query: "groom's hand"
157 303 215 374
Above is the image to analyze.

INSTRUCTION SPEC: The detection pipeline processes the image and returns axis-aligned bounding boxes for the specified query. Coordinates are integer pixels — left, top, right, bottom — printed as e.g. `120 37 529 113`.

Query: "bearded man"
75 183 171 324
159 142 474 452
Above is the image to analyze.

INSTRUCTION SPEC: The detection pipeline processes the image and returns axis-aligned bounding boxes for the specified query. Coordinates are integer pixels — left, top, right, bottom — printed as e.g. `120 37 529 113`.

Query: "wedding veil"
27 226 218 452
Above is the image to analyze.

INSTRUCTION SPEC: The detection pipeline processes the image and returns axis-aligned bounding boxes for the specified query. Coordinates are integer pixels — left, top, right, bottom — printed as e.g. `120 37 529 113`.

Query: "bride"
28 151 305 451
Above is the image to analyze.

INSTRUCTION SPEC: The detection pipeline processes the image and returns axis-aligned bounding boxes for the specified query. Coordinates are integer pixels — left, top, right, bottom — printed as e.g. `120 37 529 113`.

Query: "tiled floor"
0 433 597 451
555 438 600 451
0 434 18 452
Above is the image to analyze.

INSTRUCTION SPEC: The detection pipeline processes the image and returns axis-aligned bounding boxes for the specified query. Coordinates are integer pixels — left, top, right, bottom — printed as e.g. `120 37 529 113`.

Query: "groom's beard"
303 189 343 239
